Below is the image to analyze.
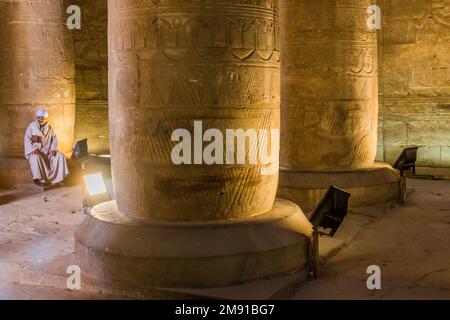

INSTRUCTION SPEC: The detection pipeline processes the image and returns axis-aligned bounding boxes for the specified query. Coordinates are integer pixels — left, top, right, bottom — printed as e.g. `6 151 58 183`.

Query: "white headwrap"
36 107 48 118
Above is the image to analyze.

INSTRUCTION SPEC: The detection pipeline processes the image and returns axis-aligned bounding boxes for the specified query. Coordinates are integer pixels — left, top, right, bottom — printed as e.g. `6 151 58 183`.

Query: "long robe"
24 121 69 184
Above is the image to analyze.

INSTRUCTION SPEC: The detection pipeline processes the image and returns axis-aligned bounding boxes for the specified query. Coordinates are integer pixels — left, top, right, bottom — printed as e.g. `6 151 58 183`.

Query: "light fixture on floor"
71 139 114 214
310 185 351 237
82 172 111 214
394 146 419 177
71 139 89 169
84 172 107 196
308 185 351 279
394 146 420 204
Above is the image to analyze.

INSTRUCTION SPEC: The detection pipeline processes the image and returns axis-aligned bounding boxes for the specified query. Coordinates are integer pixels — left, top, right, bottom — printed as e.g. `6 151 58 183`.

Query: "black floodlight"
394 146 419 177
310 185 351 237
71 139 89 164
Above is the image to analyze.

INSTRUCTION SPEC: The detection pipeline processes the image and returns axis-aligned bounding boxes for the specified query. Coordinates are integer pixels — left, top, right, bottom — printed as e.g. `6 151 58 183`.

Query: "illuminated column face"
0 0 75 157
280 0 378 171
109 0 281 221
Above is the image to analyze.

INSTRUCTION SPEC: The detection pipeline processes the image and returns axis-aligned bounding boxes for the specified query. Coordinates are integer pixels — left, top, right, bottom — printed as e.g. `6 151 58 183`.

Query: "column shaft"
280 0 378 171
279 0 400 211
108 0 280 221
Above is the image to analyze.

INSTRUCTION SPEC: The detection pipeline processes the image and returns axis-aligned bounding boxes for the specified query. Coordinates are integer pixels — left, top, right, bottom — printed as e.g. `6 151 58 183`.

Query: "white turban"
36 108 48 118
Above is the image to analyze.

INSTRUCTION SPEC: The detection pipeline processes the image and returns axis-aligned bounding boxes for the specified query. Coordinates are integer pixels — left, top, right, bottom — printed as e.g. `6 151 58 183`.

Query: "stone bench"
0 157 32 188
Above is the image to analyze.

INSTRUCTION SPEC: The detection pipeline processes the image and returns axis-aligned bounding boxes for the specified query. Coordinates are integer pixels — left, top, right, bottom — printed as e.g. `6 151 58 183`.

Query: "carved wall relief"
72 0 109 154
379 0 450 166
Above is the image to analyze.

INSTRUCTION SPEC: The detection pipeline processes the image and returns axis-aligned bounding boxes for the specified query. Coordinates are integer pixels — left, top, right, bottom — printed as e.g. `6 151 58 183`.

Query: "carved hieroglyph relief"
0 0 75 157
280 0 379 171
72 0 109 154
109 0 281 221
379 0 450 166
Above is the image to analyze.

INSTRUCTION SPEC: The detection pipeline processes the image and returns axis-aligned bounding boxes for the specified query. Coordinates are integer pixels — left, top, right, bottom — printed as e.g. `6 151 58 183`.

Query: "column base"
0 157 32 188
278 162 401 212
75 199 312 289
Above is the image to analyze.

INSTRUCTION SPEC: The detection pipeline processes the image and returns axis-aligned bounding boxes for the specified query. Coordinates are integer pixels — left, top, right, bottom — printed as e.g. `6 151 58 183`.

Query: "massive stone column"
75 0 312 290
278 0 400 211
0 0 75 187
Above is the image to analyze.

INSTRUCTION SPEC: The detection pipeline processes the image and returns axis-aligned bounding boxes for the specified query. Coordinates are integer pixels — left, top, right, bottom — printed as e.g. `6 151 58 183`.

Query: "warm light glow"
83 173 107 196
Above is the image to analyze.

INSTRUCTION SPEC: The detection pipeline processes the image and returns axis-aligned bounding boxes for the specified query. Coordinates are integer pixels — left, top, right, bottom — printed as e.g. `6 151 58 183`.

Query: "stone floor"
0 184 116 299
292 178 450 300
0 175 449 299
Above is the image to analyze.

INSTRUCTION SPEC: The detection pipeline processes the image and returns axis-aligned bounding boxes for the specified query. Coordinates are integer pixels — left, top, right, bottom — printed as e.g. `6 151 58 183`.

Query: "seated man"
24 107 69 186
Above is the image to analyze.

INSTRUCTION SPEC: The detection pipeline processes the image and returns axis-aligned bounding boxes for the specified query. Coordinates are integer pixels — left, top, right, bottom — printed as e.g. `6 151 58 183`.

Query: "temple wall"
379 0 450 167
72 0 109 154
